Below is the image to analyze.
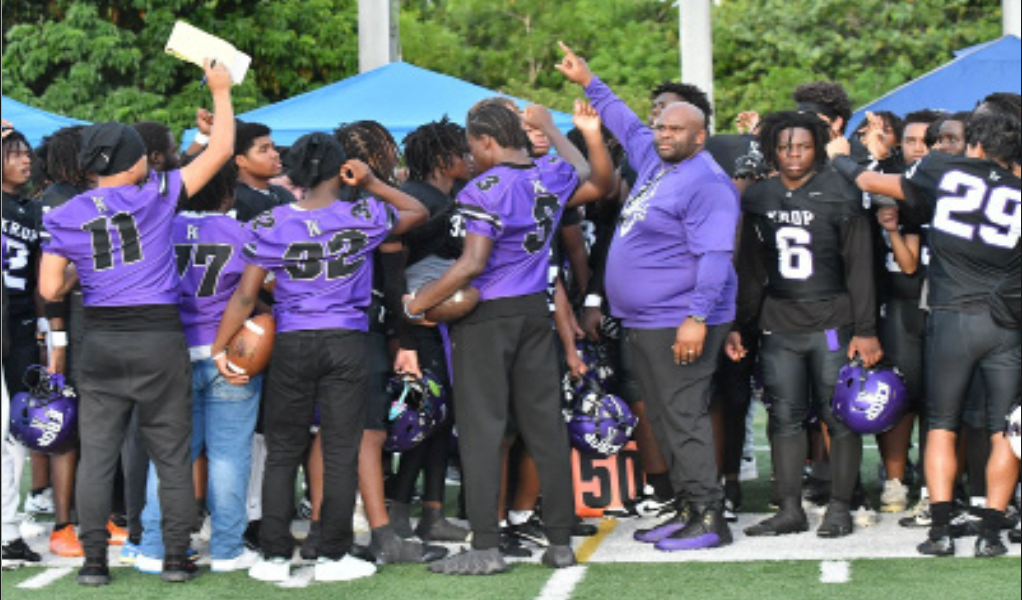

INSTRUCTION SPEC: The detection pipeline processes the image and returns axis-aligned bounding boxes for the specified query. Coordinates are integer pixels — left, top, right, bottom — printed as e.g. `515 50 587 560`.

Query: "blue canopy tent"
850 36 1021 128
1 96 89 148
185 62 574 147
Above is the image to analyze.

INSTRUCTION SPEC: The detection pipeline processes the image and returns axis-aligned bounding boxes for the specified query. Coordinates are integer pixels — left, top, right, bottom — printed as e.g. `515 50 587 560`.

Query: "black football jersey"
743 169 866 301
879 220 928 301
232 184 296 223
400 180 465 266
1 190 42 313
902 152 1021 310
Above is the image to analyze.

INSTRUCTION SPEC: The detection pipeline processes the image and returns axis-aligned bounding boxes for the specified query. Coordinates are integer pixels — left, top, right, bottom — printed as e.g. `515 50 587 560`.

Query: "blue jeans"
138 358 261 560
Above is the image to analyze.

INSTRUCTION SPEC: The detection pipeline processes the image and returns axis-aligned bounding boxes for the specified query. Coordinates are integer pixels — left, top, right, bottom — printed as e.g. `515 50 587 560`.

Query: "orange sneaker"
50 525 84 557
107 520 129 546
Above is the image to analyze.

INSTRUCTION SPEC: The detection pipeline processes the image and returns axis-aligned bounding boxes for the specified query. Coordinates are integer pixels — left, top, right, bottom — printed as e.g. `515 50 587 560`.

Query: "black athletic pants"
75 328 194 558
451 294 574 550
259 329 367 561
625 324 730 505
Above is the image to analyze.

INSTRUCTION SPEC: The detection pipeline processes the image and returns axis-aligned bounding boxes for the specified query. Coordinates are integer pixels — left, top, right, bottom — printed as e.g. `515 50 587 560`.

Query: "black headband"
797 101 840 122
79 123 146 176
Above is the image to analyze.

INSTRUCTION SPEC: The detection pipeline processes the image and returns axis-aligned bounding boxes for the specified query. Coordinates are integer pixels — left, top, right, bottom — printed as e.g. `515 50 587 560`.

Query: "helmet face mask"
831 361 907 435
9 366 80 455
384 370 449 453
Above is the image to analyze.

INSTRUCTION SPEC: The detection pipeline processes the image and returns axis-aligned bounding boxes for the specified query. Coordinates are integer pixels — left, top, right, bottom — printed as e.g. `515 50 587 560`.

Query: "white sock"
508 511 533 526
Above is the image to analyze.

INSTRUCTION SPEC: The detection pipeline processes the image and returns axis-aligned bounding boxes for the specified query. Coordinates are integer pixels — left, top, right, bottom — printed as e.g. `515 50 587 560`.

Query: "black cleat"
428 548 507 576
573 516 598 537
2 538 41 570
499 528 533 558
745 501 808 537
974 530 1008 558
1008 524 1020 544
509 516 549 548
917 528 955 557
161 555 200 583
541 545 577 569
76 558 111 587
817 501 854 539
300 521 321 561
949 508 982 538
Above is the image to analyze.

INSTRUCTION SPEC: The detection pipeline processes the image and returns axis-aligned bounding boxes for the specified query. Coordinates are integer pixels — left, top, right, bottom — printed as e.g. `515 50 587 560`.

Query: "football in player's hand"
417 280 480 324
225 314 276 376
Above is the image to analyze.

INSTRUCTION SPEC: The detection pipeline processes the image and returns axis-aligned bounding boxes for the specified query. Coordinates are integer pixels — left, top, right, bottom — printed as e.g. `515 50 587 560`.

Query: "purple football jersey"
586 77 739 329
457 159 579 302
243 198 396 333
42 170 184 307
174 212 254 349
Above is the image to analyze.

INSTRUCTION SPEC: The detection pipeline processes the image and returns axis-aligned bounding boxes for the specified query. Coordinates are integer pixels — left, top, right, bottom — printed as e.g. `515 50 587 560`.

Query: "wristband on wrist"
212 350 226 361
193 132 210 146
832 155 866 183
49 331 69 348
584 294 603 309
404 300 425 321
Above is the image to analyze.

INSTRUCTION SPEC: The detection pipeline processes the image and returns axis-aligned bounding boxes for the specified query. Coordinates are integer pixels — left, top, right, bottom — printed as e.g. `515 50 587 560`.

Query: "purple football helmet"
9 366 79 455
832 361 907 435
384 370 448 453
565 381 638 457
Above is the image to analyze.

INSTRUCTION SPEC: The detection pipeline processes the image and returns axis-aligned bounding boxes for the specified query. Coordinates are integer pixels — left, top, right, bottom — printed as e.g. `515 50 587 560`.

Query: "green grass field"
4 405 1019 599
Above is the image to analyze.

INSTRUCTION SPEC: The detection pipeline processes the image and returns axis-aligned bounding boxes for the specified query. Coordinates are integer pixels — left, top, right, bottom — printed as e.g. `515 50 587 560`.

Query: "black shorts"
759 328 854 439
878 298 925 412
925 309 1020 434
364 331 392 432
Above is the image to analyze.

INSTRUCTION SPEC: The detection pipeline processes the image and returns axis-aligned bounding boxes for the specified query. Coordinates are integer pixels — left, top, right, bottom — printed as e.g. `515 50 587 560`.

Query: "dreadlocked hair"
43 126 89 189
179 154 237 213
979 93 1022 121
852 111 904 143
466 100 529 151
792 81 852 133
650 81 714 122
758 111 830 173
402 117 468 182
333 120 401 186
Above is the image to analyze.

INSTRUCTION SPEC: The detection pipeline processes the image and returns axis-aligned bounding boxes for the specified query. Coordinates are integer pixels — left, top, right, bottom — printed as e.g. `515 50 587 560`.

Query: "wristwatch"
689 315 708 324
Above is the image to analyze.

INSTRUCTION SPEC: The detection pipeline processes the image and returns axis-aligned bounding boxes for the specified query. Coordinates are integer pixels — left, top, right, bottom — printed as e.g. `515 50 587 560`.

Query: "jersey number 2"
933 171 1021 249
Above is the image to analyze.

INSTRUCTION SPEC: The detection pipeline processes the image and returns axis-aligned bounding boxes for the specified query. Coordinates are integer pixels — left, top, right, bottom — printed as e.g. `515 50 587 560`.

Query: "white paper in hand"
165 21 251 85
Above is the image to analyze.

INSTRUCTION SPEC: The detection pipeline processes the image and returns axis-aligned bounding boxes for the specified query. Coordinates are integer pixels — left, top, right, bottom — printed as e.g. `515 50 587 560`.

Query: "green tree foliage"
1 0 1005 136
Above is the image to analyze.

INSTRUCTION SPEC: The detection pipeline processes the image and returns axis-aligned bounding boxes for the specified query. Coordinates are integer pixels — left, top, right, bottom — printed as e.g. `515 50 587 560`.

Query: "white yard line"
535 566 588 600
819 560 851 584
17 567 74 589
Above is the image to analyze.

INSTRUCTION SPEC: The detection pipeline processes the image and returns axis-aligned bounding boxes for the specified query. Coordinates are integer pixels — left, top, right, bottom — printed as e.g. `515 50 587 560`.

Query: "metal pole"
1006 0 1021 38
680 0 715 128
359 0 396 73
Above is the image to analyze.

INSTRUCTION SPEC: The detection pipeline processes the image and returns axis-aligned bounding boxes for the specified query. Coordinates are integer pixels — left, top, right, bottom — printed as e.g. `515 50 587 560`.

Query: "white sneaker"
134 553 164 575
18 514 47 539
249 556 291 582
314 555 376 583
854 503 879 528
212 548 261 573
23 489 54 515
880 479 909 513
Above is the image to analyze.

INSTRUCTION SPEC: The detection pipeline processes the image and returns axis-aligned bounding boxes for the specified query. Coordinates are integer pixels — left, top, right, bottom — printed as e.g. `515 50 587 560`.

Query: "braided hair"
333 120 401 186
44 126 90 189
757 111 831 173
403 117 469 182
466 100 529 151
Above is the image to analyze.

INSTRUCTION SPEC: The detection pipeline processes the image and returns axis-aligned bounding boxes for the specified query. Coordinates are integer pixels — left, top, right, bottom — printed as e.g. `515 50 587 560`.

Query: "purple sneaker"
634 503 691 544
655 505 732 552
